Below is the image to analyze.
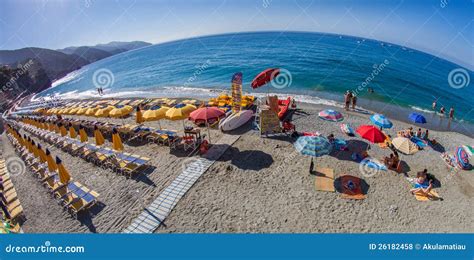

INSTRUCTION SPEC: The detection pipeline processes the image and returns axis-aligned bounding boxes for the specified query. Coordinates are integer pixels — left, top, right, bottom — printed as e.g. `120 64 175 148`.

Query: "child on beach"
410 169 434 197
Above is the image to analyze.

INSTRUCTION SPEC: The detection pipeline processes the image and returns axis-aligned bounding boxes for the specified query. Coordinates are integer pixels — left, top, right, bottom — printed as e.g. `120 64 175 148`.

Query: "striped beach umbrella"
294 136 333 157
392 137 418 155
370 114 393 129
318 109 343 122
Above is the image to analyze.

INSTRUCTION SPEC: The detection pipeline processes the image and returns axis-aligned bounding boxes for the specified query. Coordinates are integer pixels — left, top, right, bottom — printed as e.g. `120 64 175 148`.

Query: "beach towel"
313 167 335 192
356 156 387 171
406 177 441 201
333 138 348 151
410 136 427 149
339 175 366 200
340 123 355 136
414 190 440 201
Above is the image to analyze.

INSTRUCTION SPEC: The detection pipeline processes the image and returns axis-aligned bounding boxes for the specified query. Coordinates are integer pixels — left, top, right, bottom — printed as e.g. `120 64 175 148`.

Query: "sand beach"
2 97 473 234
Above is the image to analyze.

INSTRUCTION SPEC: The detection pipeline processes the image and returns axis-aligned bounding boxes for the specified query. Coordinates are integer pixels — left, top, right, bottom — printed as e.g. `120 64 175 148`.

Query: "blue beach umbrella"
408 113 427 124
294 136 333 157
370 114 393 129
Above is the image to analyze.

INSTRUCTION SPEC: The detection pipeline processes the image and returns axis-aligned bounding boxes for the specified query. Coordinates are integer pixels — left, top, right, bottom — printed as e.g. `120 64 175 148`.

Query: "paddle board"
219 110 254 131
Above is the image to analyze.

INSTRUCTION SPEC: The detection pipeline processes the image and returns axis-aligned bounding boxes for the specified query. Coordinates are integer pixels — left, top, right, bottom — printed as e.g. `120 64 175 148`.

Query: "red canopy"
189 107 225 123
251 68 280 89
356 125 386 143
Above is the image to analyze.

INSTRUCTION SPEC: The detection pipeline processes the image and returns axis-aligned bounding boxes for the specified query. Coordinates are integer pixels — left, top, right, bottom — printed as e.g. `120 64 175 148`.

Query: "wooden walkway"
123 134 240 233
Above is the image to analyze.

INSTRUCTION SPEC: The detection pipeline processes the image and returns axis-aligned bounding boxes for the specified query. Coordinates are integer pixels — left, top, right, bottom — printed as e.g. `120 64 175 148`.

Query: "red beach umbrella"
356 125 386 143
189 107 225 124
189 107 226 143
251 68 280 89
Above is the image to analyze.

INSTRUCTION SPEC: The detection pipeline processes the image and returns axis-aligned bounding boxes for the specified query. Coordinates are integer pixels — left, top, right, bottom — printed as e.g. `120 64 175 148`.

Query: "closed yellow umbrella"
392 137 418 155
48 122 55 132
37 143 47 163
45 149 57 172
69 124 78 138
31 140 39 158
68 107 81 115
112 128 124 151
94 126 105 146
79 125 88 143
56 157 71 184
136 106 144 124
59 124 67 137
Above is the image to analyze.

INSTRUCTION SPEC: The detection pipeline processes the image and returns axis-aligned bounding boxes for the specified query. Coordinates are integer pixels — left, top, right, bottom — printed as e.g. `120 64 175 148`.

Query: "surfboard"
219 110 254 131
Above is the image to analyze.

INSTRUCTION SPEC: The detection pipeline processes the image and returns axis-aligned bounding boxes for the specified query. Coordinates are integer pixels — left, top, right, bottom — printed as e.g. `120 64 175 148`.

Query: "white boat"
219 110 254 131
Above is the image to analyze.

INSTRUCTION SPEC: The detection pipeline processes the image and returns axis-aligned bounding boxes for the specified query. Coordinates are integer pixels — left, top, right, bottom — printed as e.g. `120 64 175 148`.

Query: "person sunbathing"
410 170 434 197
327 134 335 143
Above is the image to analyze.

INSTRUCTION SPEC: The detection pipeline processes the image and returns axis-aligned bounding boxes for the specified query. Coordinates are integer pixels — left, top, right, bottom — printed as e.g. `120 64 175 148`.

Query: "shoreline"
27 89 474 138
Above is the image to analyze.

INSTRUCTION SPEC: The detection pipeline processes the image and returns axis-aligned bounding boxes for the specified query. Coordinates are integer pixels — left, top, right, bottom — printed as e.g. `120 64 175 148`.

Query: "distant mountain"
0 47 88 80
0 41 152 110
58 46 112 63
93 41 151 55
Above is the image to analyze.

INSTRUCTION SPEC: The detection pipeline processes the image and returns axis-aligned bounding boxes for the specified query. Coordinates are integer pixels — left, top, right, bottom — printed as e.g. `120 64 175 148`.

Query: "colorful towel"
339 175 366 200
314 167 335 192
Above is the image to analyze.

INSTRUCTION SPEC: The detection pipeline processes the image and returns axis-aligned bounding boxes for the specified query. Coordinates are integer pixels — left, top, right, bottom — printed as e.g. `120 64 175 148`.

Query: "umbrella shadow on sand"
429 142 446 153
216 147 274 171
329 139 370 162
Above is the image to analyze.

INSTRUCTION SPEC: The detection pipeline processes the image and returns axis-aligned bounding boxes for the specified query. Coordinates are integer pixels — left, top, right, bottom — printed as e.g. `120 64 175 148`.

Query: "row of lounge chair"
6 134 100 219
0 159 24 229
12 120 152 178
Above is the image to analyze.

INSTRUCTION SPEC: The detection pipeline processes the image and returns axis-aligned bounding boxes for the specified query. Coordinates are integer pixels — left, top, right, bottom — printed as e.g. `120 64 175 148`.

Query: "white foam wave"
410 106 435 114
50 68 88 89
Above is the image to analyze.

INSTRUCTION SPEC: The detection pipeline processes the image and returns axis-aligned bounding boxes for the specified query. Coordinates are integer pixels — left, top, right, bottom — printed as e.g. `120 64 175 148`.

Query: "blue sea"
35 32 474 137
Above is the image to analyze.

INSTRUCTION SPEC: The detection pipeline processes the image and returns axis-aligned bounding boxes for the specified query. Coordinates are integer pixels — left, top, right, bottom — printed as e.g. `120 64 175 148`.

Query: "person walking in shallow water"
344 90 352 111
432 100 437 110
449 107 454 119
351 95 357 110
440 106 445 116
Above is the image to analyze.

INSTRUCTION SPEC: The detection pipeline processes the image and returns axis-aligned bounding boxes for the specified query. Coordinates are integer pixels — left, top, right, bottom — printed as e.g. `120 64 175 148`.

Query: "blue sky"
0 0 472 69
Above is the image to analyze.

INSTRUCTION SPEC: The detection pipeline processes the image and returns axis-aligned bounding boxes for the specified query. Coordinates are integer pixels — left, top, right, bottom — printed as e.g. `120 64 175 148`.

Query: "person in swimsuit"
410 169 434 197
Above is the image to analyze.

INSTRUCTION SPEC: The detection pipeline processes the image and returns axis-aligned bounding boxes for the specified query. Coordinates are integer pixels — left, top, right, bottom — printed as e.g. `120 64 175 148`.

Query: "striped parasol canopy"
392 137 418 155
294 136 333 157
370 114 393 129
318 109 343 122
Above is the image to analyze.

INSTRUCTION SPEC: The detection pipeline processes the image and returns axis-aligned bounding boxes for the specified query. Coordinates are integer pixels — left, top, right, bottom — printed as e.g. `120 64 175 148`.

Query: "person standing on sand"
449 107 454 119
351 95 357 110
344 90 352 110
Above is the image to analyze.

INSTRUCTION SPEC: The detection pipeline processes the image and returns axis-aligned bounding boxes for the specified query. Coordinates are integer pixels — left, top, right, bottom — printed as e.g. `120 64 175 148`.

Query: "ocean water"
35 32 474 136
